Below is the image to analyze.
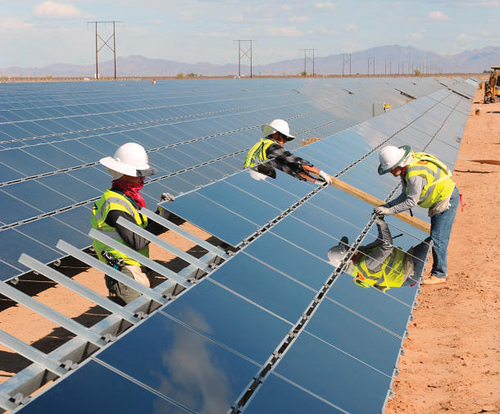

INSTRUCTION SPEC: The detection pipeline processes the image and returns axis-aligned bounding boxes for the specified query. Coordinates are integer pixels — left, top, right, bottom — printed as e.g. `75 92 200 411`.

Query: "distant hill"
1 45 499 78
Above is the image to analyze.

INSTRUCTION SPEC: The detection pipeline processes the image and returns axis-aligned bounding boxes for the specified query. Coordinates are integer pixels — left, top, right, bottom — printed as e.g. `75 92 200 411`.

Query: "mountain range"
1 44 498 78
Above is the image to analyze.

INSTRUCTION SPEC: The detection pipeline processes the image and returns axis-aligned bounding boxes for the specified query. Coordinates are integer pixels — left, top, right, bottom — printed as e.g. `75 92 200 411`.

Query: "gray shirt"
384 175 426 214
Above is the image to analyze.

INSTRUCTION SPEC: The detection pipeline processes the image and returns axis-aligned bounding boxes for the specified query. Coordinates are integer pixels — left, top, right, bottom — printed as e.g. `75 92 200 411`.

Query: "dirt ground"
386 88 500 413
1 84 499 413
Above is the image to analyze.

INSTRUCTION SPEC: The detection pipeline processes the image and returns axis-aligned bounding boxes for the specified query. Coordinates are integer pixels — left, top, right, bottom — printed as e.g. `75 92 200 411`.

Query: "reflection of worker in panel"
91 142 169 305
374 145 459 285
327 216 430 292
243 118 333 184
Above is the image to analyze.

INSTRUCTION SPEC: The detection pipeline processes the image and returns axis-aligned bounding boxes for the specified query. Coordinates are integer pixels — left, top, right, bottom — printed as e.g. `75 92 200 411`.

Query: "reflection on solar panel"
0 77 476 413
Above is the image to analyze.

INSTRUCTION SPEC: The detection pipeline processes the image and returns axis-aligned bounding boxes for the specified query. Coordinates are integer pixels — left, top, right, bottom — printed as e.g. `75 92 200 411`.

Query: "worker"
243 119 333 185
91 142 168 305
374 145 459 285
327 216 430 291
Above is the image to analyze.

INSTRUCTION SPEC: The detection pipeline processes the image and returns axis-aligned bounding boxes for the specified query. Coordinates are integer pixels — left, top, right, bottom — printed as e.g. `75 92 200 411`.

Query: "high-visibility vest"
243 138 274 168
405 152 455 209
350 246 407 290
91 189 149 266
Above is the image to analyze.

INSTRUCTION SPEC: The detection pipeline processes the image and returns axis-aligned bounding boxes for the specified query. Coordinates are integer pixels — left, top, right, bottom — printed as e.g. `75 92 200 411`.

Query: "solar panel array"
0 77 476 414
0 77 457 281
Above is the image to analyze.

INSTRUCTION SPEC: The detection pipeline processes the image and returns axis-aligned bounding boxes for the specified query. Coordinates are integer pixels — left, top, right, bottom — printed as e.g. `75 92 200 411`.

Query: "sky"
0 0 499 68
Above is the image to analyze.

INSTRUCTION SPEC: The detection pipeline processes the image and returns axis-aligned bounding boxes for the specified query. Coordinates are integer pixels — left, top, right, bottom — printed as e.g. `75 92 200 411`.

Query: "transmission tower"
302 49 315 77
235 40 253 78
88 20 122 80
342 53 352 77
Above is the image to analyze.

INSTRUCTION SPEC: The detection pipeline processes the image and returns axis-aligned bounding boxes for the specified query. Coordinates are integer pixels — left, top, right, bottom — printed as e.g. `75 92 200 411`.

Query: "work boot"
422 275 446 285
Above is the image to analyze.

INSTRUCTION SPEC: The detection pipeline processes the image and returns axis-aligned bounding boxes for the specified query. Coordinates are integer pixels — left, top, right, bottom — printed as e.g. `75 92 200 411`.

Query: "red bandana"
112 178 146 209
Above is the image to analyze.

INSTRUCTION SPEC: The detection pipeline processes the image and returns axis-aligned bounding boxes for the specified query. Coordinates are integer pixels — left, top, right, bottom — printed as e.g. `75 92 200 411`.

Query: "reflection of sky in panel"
0 162 24 182
328 272 412 337
305 298 402 376
0 188 44 224
390 125 432 151
0 228 60 279
244 374 345 414
67 166 109 193
38 173 101 203
199 181 282 227
0 148 55 176
147 151 185 175
274 332 390 414
242 231 333 291
17 360 190 414
96 312 260 414
340 169 397 201
56 139 105 163
162 279 292 363
210 253 316 323
161 191 259 246
157 175 196 197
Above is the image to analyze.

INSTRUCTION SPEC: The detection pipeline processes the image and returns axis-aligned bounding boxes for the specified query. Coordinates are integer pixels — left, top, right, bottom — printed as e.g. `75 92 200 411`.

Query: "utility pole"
302 49 315 77
342 53 351 77
385 59 391 76
235 40 253 78
367 56 375 76
88 20 122 80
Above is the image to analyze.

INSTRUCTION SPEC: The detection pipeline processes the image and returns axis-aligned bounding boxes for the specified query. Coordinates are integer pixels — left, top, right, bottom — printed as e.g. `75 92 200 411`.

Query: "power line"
88 21 123 80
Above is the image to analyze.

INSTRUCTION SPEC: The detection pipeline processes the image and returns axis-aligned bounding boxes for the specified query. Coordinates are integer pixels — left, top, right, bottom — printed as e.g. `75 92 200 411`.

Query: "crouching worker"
327 216 430 292
244 118 333 184
92 142 166 305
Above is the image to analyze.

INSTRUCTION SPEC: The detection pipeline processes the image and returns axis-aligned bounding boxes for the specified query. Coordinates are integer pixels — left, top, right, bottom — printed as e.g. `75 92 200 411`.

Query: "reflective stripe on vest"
243 138 274 168
405 152 455 209
91 189 149 266
351 247 407 289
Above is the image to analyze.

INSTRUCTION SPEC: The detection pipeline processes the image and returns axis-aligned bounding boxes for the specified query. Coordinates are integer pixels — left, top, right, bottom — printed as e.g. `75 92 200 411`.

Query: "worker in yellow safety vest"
92 142 170 305
374 145 459 285
327 216 430 292
243 119 333 184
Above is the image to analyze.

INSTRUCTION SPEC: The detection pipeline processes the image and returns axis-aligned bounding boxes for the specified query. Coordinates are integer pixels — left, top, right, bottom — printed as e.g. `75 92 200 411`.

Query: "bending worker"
91 142 164 305
374 145 459 285
244 118 332 185
327 216 430 291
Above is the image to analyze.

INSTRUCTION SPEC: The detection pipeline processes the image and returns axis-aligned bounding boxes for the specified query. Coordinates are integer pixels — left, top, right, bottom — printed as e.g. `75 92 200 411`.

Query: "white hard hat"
261 119 295 141
248 168 268 181
100 142 157 177
378 145 411 175
327 237 350 268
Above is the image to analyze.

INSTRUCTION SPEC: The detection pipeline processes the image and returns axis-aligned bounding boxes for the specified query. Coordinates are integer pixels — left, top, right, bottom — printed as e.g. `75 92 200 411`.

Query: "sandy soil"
386 88 500 414
1 84 499 413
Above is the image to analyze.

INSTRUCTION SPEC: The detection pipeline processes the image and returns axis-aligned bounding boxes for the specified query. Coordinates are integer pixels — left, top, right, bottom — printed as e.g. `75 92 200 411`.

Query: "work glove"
318 170 332 185
374 206 392 216
159 193 175 203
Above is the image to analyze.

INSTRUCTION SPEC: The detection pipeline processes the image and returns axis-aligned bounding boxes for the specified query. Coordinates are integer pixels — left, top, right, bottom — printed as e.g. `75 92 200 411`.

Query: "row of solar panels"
4 78 476 413
0 77 469 281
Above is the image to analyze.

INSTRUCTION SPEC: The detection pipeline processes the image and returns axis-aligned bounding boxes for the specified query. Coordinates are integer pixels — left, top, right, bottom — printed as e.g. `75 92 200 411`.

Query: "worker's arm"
360 218 394 271
380 175 426 215
105 210 161 251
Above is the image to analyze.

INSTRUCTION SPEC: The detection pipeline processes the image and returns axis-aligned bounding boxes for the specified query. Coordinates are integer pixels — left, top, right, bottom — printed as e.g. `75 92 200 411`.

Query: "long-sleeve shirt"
266 143 314 181
384 175 426 214
358 219 394 272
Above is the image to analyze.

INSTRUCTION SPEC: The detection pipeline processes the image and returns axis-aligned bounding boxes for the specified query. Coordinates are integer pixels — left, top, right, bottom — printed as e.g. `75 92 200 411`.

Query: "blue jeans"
402 237 432 286
430 187 460 278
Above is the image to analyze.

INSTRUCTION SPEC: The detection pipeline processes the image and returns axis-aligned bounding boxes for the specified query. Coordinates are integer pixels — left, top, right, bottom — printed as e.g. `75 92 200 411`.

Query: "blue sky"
0 0 499 68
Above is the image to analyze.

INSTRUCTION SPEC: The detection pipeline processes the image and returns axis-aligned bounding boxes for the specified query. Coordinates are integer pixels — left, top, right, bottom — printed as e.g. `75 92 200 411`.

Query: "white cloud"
460 1 499 6
411 32 423 40
346 24 358 32
429 11 451 21
289 15 309 24
32 1 89 19
266 26 303 37
1 19 34 30
315 2 336 12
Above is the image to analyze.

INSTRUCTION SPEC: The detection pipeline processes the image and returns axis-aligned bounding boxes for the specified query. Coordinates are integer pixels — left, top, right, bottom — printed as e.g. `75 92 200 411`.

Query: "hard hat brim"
377 145 411 175
100 156 157 177
261 124 295 140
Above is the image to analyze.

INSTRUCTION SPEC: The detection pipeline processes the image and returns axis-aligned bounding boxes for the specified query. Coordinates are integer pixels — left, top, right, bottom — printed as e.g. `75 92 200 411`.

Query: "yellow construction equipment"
484 66 500 103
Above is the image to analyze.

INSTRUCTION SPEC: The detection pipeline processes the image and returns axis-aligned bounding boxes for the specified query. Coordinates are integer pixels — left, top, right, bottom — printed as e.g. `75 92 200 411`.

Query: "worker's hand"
159 193 175 203
318 170 332 185
374 206 391 216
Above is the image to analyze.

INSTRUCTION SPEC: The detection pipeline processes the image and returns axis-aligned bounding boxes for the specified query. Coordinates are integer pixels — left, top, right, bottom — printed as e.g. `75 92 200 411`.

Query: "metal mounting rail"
115 217 213 273
18 253 140 324
0 282 109 348
142 208 230 260
55 240 168 305
88 228 194 287
0 330 69 377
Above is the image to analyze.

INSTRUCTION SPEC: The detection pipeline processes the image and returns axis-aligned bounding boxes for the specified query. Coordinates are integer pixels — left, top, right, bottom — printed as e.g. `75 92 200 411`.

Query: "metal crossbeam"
0 282 108 347
0 330 68 377
18 254 140 324
56 240 168 305
116 216 213 273
142 208 230 259
88 228 193 287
